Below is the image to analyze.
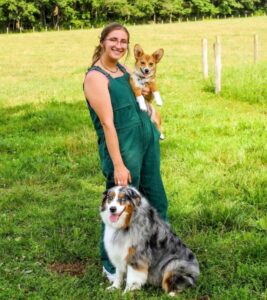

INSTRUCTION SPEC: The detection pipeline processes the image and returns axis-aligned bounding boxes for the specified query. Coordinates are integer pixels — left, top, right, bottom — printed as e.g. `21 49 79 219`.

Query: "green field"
0 16 267 300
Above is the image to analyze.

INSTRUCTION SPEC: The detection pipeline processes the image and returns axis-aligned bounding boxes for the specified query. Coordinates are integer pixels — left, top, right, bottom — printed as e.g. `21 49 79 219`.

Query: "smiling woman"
83 22 169 280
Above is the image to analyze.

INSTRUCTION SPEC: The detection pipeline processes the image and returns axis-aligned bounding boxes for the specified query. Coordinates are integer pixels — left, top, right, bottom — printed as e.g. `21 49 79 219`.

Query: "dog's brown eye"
149 63 153 67
141 61 145 65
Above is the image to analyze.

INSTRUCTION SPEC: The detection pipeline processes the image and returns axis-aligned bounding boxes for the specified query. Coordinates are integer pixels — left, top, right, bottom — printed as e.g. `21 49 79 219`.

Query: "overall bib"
85 64 168 273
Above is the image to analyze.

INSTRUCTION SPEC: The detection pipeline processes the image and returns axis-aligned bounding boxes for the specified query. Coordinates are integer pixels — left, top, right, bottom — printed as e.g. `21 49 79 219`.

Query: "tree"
158 0 185 22
190 0 218 17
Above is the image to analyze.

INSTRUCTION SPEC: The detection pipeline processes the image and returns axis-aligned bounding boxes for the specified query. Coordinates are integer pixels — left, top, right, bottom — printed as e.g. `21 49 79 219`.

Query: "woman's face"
102 29 129 61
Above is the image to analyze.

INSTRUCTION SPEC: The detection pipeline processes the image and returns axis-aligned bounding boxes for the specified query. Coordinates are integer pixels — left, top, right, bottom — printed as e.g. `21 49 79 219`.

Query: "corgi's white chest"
132 73 150 88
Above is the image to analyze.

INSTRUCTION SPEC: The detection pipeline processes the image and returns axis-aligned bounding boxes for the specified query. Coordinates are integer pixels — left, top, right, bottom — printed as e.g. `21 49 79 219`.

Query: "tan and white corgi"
130 44 165 140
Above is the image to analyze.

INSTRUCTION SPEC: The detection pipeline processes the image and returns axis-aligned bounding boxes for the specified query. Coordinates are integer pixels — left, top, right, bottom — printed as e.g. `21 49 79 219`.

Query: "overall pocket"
113 103 140 131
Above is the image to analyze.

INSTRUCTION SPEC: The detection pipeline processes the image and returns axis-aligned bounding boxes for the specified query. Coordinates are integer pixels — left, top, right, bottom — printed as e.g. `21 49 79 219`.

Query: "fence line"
201 34 260 93
254 34 259 63
214 37 222 94
202 38 208 79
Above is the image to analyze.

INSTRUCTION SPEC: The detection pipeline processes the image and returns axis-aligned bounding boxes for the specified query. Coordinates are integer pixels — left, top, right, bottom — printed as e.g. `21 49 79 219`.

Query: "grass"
0 16 267 300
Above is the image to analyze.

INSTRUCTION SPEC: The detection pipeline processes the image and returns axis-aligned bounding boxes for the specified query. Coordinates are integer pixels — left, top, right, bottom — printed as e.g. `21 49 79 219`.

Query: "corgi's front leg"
130 75 147 111
153 91 163 106
136 95 147 111
149 81 163 106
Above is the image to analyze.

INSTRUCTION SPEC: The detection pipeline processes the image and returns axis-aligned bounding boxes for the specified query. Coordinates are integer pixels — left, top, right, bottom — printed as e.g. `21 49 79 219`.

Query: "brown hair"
91 22 130 67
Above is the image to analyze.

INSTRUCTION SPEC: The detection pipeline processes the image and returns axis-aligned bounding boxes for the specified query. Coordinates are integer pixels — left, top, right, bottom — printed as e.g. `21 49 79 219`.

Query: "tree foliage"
0 0 266 30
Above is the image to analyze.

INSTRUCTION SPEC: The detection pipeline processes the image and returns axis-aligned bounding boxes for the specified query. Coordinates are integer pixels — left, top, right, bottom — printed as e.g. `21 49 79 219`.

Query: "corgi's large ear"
152 48 164 63
134 44 144 60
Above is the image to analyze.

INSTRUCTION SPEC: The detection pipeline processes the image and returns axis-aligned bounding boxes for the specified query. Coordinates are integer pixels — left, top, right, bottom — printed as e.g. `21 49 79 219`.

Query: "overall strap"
117 63 127 74
87 65 112 80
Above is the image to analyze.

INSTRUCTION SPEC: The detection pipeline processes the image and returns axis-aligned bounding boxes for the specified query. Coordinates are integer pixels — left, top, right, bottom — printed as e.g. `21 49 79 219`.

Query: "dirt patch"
49 262 86 277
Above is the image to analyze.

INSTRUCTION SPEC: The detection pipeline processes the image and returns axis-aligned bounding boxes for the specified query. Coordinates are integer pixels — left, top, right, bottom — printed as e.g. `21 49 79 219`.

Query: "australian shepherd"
100 186 200 296
130 44 165 139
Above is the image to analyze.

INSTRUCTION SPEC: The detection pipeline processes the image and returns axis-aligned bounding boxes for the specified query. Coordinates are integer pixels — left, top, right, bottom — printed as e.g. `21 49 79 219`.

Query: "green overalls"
85 64 168 273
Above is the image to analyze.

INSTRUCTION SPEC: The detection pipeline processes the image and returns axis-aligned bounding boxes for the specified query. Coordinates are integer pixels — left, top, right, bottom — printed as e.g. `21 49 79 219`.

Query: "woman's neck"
99 55 118 69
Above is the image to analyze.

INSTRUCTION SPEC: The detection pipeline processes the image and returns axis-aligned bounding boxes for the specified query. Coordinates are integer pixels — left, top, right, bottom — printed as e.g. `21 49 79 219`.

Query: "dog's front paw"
137 96 147 111
106 283 120 291
139 102 147 111
123 283 142 294
153 91 163 106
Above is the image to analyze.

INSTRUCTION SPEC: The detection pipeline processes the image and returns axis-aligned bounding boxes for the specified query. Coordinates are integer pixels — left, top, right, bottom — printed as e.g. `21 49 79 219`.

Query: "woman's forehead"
106 29 128 40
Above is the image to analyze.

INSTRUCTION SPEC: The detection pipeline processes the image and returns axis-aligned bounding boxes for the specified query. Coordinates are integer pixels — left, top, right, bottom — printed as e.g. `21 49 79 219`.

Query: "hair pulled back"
91 22 130 67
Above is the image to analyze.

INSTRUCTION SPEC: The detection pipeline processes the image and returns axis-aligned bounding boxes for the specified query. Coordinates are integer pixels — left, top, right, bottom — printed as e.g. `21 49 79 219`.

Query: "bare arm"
84 72 131 186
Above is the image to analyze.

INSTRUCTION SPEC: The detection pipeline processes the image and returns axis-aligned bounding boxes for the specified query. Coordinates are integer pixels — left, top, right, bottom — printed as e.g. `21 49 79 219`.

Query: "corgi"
130 44 165 140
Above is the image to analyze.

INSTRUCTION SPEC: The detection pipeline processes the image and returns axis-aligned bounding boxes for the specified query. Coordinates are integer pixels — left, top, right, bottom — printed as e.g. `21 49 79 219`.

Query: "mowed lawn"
0 17 267 300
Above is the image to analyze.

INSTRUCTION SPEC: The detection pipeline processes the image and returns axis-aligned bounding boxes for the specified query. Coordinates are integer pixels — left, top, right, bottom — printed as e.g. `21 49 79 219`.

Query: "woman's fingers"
142 86 150 96
114 166 131 186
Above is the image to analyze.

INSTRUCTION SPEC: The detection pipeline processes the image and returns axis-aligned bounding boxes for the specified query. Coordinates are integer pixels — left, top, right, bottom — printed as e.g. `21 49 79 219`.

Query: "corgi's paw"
139 102 147 111
153 91 163 106
137 95 147 111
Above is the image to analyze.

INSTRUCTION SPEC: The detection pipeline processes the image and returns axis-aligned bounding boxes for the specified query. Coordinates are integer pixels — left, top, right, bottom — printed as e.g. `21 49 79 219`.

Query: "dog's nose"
144 68 149 74
110 206 117 213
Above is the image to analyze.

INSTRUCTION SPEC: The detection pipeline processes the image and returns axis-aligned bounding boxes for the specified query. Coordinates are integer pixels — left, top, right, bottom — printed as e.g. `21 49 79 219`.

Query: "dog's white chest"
104 226 130 269
132 73 150 88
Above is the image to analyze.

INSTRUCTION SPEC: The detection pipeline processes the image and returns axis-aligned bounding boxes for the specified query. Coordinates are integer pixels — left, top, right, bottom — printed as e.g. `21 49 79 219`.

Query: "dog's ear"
152 48 164 63
125 187 142 206
100 190 108 211
134 44 144 60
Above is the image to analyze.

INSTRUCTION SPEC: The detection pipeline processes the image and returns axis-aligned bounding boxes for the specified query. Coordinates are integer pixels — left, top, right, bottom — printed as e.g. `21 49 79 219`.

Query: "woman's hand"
114 163 132 186
141 86 150 97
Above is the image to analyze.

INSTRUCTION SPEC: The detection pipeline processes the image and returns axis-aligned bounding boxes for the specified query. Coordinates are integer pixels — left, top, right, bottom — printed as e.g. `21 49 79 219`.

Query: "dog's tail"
162 260 200 293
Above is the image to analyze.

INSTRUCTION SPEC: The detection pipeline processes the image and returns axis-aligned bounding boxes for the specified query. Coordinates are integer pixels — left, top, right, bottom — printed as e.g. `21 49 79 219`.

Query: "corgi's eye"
141 61 145 65
149 62 154 67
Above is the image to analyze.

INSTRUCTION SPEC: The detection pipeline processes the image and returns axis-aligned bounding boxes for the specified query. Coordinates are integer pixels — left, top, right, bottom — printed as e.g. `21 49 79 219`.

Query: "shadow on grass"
0 100 93 135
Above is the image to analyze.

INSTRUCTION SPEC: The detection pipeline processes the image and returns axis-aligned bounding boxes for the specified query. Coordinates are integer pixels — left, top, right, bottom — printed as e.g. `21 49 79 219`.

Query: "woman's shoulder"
84 68 109 85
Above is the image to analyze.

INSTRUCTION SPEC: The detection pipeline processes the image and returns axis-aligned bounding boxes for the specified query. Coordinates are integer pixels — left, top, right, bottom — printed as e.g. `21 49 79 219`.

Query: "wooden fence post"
214 37 222 93
202 38 208 79
254 34 259 63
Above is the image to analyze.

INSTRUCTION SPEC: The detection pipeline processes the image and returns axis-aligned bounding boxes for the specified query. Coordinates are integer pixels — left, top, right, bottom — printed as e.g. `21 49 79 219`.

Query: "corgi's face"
134 44 164 78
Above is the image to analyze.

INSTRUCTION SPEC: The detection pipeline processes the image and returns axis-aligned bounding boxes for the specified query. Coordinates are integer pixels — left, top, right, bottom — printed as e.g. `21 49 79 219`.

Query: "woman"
83 22 168 281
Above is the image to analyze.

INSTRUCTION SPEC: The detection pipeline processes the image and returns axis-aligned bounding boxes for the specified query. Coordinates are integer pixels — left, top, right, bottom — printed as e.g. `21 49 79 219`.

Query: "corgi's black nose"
110 206 117 213
144 68 150 74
